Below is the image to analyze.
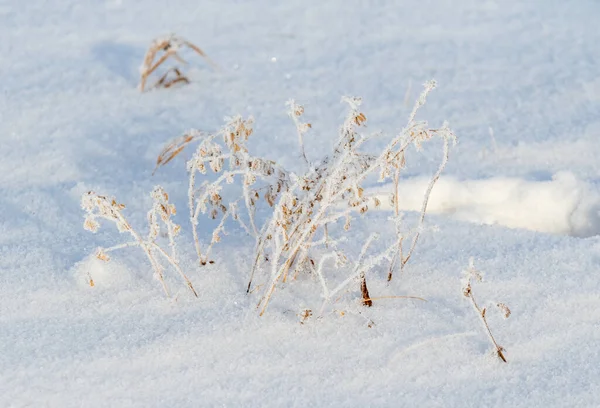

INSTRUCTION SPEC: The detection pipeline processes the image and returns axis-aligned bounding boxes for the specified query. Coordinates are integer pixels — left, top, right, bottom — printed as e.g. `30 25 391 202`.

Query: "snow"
2 0 600 406
371 171 600 237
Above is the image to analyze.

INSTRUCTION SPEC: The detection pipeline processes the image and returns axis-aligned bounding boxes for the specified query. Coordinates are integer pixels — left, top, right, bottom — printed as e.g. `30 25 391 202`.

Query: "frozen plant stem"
387 82 453 282
466 289 507 363
287 99 311 167
462 259 510 363
400 131 451 270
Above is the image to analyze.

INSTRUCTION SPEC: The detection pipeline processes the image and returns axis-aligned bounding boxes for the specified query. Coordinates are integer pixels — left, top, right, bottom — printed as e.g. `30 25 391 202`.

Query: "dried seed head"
96 248 110 262
265 192 275 207
111 199 126 210
245 173 256 186
335 251 348 267
148 216 159 240
462 281 472 297
497 303 511 319
209 158 223 173
297 308 313 324
354 112 367 126
84 216 100 233
344 216 351 231
173 224 181 236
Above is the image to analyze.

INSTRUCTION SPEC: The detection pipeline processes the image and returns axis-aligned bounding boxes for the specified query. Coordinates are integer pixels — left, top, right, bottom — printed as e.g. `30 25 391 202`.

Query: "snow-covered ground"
2 0 600 406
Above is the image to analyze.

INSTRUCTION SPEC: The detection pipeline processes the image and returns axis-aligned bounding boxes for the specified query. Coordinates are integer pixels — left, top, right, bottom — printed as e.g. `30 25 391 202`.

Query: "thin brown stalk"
466 290 507 363
154 131 202 174
462 261 510 363
401 131 451 270
247 235 265 293
153 242 198 297
183 40 220 71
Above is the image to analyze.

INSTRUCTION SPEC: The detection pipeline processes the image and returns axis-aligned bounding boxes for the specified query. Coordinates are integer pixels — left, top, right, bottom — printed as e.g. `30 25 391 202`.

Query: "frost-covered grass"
83 80 455 316
2 0 600 406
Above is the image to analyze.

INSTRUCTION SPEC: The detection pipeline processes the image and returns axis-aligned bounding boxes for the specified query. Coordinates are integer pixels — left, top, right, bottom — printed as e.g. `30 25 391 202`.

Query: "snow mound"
372 171 600 237
72 254 134 289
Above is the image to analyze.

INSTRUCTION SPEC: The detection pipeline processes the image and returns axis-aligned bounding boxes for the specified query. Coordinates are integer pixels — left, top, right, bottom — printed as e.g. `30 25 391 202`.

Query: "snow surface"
2 0 600 406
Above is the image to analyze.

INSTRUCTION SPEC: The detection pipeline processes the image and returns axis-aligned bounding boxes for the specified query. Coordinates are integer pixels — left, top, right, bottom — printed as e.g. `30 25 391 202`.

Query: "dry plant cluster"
139 34 218 92
83 80 457 317
82 186 197 298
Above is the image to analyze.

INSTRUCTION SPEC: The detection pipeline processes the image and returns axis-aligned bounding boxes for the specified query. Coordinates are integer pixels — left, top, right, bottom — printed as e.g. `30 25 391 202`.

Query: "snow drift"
372 171 600 237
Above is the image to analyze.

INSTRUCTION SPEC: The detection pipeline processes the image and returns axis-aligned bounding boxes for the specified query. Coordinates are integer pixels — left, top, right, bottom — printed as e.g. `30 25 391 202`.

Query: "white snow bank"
371 171 600 237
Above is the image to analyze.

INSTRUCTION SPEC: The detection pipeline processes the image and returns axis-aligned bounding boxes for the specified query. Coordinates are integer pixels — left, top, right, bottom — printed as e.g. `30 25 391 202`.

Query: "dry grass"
250 83 455 316
153 130 206 174
139 34 218 92
81 187 198 297
462 258 511 362
85 80 459 316
151 80 455 315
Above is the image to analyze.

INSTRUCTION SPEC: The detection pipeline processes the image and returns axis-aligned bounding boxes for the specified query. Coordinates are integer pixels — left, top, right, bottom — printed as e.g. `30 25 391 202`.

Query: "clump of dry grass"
461 258 511 362
250 82 455 316
81 187 197 297
139 34 218 92
153 80 455 316
154 115 292 268
84 79 457 314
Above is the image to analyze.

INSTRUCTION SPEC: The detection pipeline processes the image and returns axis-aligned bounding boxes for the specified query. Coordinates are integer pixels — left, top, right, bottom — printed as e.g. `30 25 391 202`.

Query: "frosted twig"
395 126 455 278
461 258 510 363
287 99 311 167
